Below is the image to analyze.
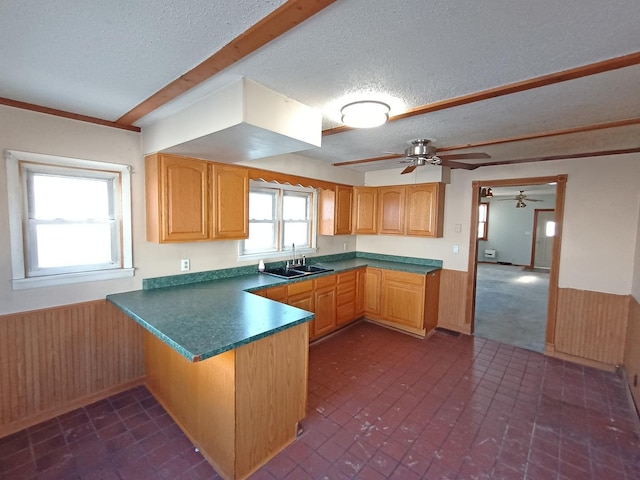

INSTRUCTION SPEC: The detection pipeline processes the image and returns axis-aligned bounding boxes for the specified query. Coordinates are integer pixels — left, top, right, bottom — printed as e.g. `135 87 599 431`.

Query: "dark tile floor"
1 321 639 479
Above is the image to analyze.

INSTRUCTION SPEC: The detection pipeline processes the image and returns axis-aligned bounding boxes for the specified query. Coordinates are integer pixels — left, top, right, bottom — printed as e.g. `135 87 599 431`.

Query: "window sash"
241 182 316 257
6 150 133 289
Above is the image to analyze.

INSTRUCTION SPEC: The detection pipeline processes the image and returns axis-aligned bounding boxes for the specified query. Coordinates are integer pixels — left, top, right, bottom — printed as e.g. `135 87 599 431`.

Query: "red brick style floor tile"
3 322 639 479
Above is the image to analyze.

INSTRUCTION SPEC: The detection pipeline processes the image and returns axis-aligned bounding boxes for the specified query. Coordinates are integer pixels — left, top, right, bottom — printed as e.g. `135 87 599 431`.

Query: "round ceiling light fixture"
340 100 390 128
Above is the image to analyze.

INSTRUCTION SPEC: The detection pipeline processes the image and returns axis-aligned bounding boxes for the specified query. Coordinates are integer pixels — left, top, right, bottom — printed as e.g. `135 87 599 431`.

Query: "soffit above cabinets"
142 77 322 163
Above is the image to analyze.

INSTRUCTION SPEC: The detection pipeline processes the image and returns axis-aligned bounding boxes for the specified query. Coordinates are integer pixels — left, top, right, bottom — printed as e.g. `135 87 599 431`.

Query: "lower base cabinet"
366 268 440 337
254 266 440 341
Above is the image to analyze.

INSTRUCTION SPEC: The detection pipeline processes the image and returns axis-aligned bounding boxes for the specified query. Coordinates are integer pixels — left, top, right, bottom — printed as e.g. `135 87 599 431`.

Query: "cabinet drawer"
382 270 425 286
337 303 356 324
337 291 355 306
287 280 313 296
315 274 337 289
337 270 357 284
265 286 287 302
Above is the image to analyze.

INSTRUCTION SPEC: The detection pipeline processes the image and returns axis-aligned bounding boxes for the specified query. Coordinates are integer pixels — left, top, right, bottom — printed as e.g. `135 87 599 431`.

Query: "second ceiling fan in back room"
498 190 543 208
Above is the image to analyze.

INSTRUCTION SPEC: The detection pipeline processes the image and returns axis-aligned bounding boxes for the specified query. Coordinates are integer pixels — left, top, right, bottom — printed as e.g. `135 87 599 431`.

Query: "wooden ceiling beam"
116 0 337 126
438 117 640 152
471 147 640 168
323 51 640 136
0 97 141 132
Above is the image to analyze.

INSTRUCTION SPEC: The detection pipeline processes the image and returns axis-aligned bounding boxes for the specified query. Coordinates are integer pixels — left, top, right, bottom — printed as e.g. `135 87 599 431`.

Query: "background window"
478 202 489 240
6 150 133 289
240 182 316 258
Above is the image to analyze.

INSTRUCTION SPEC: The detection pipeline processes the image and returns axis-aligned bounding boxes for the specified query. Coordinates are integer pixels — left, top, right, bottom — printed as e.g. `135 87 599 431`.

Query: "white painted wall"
359 156 640 296
0 107 360 315
478 194 556 265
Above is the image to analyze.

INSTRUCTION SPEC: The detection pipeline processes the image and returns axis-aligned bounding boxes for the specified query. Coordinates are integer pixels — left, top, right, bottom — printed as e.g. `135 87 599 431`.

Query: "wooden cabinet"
353 183 445 237
146 153 209 243
336 270 357 326
287 280 314 312
319 185 353 235
404 183 445 237
377 186 406 235
355 268 366 317
364 268 382 317
313 275 337 338
381 270 426 330
145 154 249 243
210 163 249 239
264 285 287 303
370 269 440 337
352 187 378 234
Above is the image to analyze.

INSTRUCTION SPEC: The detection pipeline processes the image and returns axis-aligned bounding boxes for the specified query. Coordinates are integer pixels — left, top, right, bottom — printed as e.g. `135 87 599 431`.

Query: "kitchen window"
240 181 317 259
5 150 133 289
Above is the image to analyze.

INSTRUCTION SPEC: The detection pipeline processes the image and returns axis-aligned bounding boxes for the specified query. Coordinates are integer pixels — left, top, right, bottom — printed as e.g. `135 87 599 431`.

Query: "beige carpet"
473 263 549 352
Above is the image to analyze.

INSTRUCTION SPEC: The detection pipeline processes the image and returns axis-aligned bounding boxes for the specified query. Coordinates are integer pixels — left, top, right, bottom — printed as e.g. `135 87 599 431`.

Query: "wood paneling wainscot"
0 301 145 438
624 296 640 411
553 288 630 370
437 269 470 334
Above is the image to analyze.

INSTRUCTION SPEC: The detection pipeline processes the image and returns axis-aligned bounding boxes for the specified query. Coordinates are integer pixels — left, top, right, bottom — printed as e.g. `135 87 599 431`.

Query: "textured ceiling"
2 0 639 172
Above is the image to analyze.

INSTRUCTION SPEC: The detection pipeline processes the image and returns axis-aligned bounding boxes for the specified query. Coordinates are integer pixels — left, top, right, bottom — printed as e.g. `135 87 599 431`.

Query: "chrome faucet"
291 243 296 266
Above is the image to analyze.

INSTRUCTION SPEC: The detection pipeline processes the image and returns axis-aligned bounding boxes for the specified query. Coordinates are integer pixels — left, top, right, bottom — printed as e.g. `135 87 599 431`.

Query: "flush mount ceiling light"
340 100 390 128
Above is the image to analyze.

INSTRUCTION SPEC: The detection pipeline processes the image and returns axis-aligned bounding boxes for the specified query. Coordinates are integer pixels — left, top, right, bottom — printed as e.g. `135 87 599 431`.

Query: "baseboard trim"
547 349 617 372
437 321 471 335
0 376 145 439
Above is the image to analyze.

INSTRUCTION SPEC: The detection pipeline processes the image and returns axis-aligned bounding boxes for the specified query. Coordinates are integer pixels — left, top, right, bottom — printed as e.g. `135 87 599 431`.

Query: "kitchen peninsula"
107 252 442 479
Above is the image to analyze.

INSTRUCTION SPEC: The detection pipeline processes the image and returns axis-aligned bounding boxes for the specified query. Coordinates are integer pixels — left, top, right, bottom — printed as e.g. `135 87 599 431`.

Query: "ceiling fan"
497 190 543 208
396 139 490 174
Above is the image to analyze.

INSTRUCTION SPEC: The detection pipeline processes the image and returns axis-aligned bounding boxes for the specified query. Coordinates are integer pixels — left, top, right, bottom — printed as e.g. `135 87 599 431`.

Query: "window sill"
12 268 135 291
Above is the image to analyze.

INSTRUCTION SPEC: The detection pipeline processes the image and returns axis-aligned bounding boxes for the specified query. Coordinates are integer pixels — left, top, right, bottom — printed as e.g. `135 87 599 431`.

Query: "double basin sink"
261 264 333 279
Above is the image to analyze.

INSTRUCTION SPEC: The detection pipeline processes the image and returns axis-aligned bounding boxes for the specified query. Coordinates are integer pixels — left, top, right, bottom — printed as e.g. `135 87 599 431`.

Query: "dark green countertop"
107 252 442 362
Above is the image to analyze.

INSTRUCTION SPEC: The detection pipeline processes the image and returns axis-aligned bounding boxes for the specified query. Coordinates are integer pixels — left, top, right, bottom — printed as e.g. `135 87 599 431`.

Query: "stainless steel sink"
262 265 333 279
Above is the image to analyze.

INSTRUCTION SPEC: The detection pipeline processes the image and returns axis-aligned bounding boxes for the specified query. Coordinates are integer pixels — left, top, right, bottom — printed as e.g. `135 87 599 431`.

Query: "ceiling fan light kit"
340 100 390 128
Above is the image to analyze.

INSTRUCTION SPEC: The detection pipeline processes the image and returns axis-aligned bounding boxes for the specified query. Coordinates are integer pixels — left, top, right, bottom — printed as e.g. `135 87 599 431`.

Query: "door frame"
530 208 555 269
465 174 567 354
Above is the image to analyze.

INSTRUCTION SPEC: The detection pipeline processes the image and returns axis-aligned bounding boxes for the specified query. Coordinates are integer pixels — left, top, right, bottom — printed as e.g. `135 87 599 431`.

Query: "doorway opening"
466 175 567 354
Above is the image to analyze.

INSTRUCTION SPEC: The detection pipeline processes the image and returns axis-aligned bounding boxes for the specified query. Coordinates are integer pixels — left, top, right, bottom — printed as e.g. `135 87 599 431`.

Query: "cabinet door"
319 186 353 235
314 286 337 337
335 186 353 234
377 186 406 235
381 271 426 329
364 268 382 317
352 187 378 234
211 164 249 239
405 183 445 237
146 154 210 243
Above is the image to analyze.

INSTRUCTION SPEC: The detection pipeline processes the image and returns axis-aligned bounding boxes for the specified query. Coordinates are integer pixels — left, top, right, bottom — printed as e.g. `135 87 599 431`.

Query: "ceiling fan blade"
332 154 403 167
439 159 479 170
438 152 491 160
401 165 417 174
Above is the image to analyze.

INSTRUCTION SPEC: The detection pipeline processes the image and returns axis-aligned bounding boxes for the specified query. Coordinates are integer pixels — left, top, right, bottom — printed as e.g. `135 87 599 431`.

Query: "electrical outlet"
181 258 190 272
343 243 348 251
452 244 459 254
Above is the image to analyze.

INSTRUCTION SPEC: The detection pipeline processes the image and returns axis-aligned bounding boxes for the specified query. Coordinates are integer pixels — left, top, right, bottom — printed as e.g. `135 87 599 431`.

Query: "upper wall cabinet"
374 183 445 238
146 154 210 243
145 154 248 243
210 163 249 239
352 187 378 234
377 186 406 235
319 185 353 236
404 183 445 237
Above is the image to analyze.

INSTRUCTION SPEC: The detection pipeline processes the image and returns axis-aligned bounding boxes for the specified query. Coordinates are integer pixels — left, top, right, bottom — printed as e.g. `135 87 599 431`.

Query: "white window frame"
5 150 134 290
239 181 318 261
